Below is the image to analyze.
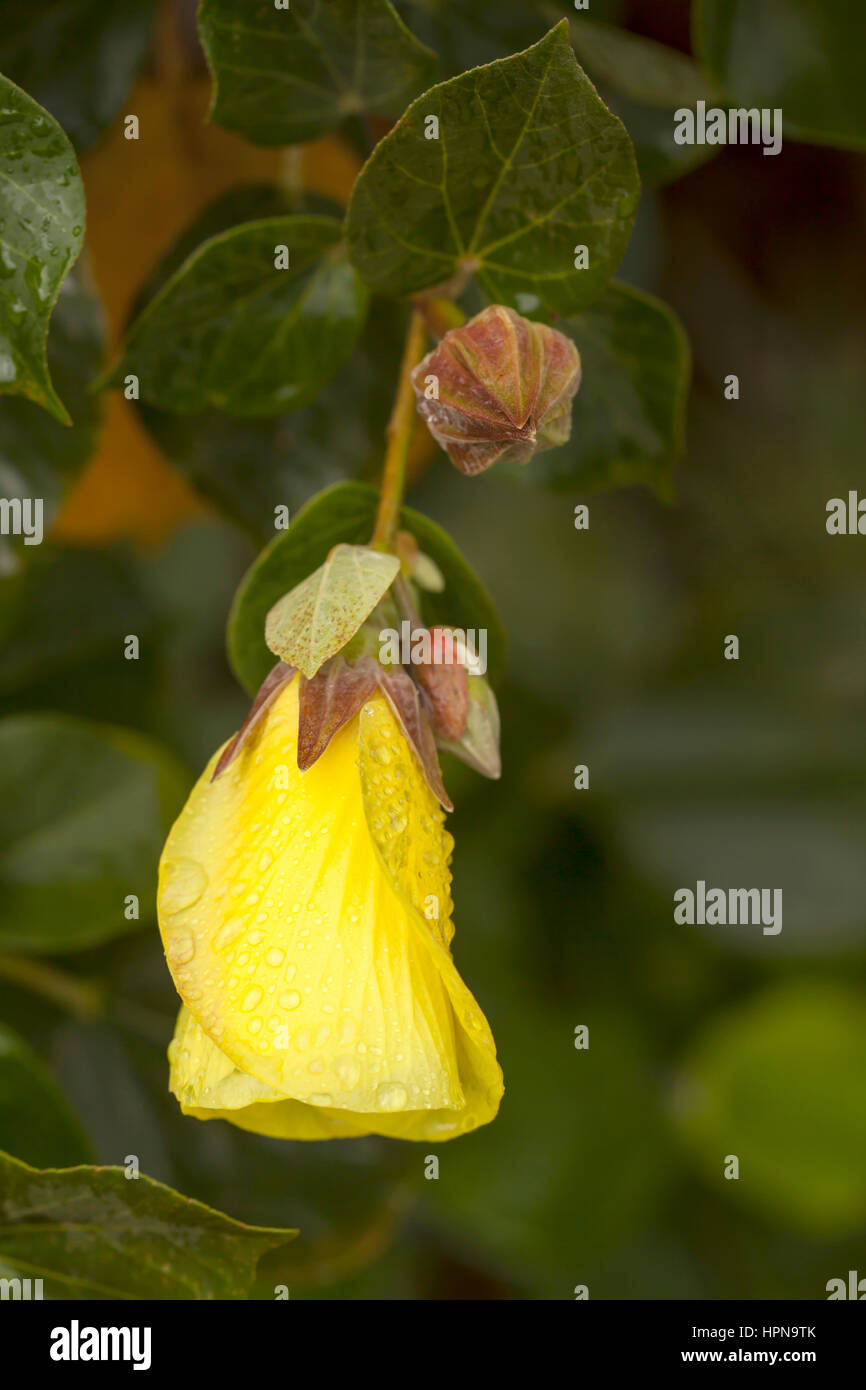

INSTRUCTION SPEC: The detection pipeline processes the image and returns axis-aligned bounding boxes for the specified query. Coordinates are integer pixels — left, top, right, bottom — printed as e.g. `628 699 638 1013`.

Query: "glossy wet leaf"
108 216 368 416
346 22 640 315
0 1023 92 1168
0 0 157 153
0 1149 297 1299
673 981 866 1235
228 482 506 693
695 0 866 149
0 268 104 576
0 75 85 422
0 714 188 954
199 0 436 146
265 544 400 678
517 283 689 497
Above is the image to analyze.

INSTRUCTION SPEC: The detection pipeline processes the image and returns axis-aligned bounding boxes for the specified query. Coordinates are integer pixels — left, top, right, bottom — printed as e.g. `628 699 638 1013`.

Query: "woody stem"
371 308 428 550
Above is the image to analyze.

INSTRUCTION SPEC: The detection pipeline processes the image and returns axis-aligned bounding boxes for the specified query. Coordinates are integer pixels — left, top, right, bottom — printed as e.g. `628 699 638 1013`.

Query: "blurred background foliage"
1 0 865 1299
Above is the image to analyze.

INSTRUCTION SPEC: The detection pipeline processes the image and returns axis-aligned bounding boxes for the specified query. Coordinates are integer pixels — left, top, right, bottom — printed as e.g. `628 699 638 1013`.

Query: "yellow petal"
158 677 502 1140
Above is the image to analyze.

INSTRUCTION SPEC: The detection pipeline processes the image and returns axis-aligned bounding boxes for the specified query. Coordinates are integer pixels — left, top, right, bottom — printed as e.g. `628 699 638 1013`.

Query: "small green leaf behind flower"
265 544 400 679
228 482 507 694
0 75 85 423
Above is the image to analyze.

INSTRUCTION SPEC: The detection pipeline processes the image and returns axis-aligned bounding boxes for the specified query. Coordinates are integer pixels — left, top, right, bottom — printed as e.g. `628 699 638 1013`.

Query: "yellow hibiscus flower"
158 673 503 1141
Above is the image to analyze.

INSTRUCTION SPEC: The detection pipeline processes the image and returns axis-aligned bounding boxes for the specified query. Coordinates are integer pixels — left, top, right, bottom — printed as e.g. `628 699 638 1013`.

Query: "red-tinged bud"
411 304 581 475
413 626 469 741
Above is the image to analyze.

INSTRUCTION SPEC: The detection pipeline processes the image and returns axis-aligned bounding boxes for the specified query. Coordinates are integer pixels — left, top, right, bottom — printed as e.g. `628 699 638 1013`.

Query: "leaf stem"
371 308 428 551
0 953 105 1018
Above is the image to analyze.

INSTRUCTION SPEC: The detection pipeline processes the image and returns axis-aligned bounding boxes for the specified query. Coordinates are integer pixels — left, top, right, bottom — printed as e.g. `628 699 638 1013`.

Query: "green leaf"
265 544 400 678
107 216 368 417
514 282 689 497
0 714 189 955
228 481 507 693
0 1149 297 1299
119 185 393 538
0 1024 93 1168
0 75 85 423
673 981 866 1236
694 0 866 150
570 17 723 109
346 21 640 315
198 0 437 146
0 268 104 575
0 1 157 153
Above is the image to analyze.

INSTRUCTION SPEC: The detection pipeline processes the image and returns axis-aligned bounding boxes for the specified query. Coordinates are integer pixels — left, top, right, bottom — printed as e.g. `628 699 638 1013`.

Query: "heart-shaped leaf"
199 0 437 146
346 21 640 315
265 543 400 678
228 482 507 693
106 216 368 416
0 75 85 422
0 1149 296 1299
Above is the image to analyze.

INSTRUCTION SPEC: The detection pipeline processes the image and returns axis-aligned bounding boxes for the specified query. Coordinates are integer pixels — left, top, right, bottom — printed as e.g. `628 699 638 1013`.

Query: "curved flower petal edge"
159 676 503 1142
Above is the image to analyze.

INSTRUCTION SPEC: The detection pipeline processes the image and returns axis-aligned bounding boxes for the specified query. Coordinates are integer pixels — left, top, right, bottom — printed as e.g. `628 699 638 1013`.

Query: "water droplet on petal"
212 919 243 951
166 927 195 965
241 986 263 1012
335 1056 361 1090
376 1082 408 1112
161 858 208 914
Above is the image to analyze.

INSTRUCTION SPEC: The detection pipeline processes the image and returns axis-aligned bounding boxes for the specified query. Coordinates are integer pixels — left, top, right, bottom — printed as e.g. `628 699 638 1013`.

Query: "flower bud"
413 626 469 741
411 304 581 475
